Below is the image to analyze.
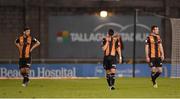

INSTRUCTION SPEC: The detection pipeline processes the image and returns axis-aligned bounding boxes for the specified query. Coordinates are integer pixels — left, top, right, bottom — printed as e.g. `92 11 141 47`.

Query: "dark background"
0 0 179 63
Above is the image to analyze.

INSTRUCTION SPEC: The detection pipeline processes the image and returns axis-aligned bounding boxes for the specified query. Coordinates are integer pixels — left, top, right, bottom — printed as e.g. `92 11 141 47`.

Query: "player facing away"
102 29 122 90
145 25 164 88
15 27 40 87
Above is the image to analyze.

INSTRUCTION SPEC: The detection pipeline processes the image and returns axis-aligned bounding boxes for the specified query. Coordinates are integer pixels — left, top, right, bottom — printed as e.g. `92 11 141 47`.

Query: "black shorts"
103 56 117 70
149 58 162 67
19 58 31 69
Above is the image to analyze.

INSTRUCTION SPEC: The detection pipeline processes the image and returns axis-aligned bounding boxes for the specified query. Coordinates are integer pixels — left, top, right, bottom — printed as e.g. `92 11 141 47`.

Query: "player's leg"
20 67 27 86
24 58 31 85
154 67 162 79
153 58 162 81
106 70 111 87
109 56 117 90
152 58 163 88
20 67 30 86
149 58 157 86
103 57 111 87
151 66 157 86
19 58 31 87
110 67 116 90
19 59 27 86
24 67 30 84
153 67 162 83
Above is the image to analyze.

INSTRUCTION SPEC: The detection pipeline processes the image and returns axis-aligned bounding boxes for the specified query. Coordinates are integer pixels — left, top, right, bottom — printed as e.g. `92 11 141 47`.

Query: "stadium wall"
0 0 180 62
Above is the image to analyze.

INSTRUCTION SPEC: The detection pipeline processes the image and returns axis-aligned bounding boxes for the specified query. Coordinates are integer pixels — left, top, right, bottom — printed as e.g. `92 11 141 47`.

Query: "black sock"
24 74 29 83
106 74 111 86
23 77 26 84
151 71 156 84
111 73 115 86
154 72 161 81
21 73 26 84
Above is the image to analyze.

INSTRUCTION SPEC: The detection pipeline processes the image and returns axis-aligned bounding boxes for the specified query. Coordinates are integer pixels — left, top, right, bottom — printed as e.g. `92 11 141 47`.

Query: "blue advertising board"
0 64 171 78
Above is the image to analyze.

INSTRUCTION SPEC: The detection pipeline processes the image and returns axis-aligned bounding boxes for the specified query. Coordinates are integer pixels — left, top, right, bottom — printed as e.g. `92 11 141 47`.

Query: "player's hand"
146 57 150 63
161 55 164 61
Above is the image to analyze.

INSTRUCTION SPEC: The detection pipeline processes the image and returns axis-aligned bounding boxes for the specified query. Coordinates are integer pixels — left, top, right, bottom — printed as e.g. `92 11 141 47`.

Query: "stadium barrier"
0 64 171 79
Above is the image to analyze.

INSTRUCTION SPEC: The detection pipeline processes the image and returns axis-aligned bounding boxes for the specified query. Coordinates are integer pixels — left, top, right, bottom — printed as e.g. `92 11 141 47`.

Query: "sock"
21 73 26 84
106 74 111 86
25 74 29 83
111 73 115 86
154 72 161 81
23 73 29 84
151 71 156 84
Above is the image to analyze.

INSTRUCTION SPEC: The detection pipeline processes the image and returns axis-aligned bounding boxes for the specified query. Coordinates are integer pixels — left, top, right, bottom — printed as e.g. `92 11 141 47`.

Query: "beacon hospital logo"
56 22 151 43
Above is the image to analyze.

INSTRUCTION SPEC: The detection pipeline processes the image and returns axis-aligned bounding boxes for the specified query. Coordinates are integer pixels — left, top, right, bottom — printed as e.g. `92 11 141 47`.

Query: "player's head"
24 27 30 36
108 29 114 36
151 25 159 35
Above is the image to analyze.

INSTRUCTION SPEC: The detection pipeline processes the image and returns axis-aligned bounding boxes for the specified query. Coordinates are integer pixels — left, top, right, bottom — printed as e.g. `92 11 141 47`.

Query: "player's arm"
115 39 122 64
159 43 164 61
145 44 150 63
116 47 122 64
102 38 109 51
118 35 123 50
145 37 150 63
30 38 40 52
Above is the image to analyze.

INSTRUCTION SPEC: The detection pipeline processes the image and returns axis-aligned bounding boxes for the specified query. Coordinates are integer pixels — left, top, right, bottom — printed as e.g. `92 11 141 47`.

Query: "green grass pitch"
0 78 180 98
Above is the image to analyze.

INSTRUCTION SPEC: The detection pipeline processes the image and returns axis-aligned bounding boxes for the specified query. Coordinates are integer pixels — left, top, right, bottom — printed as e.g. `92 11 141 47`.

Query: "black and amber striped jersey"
145 34 162 58
102 37 120 56
15 35 37 58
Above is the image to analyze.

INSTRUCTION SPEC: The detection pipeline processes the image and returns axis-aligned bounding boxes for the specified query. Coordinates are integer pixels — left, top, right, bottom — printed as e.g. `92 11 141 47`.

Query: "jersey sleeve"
157 36 162 44
102 38 107 46
145 37 150 45
15 38 20 44
32 37 38 43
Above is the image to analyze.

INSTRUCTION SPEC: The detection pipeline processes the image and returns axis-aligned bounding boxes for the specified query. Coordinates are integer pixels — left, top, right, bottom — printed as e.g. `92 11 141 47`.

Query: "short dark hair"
151 25 158 31
108 29 114 36
24 26 30 31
